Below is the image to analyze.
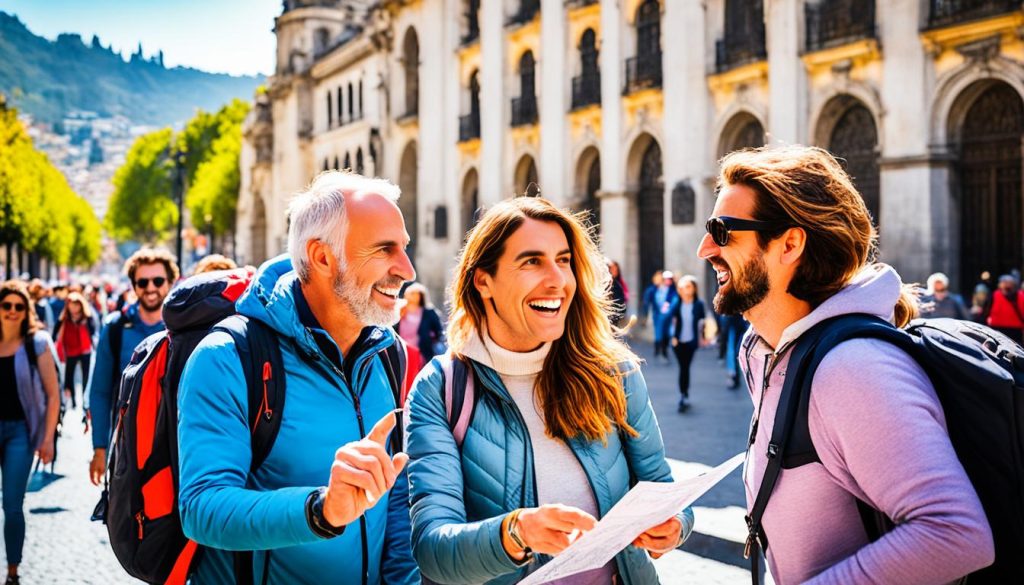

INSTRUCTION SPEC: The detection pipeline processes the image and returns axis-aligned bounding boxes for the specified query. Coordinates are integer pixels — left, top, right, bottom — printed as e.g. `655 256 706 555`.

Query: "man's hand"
632 516 683 558
502 504 598 558
90 448 106 486
322 411 408 528
37 438 55 464
671 338 678 347
83 409 91 435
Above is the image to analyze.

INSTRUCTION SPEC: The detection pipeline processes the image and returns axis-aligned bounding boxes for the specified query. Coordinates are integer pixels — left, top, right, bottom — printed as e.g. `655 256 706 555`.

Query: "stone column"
599 0 630 297
877 0 938 283
540 0 568 203
661 0 711 278
479 0 506 205
765 0 806 143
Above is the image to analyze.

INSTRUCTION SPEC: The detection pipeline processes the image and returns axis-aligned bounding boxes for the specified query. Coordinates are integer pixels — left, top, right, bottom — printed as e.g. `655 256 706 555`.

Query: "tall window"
348 83 354 120
355 148 365 174
358 80 364 118
344 152 351 170
463 0 480 44
327 92 333 128
403 29 419 116
637 0 660 58
333 156 339 170
342 87 350 125
520 51 536 100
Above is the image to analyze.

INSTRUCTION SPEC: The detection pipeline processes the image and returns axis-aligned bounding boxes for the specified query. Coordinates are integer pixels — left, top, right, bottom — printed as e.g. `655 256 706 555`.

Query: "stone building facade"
238 0 1024 308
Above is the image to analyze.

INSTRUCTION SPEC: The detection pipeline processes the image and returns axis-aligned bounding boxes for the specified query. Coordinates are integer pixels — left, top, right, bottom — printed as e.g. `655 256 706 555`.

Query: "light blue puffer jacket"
406 354 694 585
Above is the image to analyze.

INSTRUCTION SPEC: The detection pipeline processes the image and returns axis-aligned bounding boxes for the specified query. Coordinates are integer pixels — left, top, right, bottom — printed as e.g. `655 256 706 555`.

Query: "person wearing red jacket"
984 274 1024 345
54 292 95 409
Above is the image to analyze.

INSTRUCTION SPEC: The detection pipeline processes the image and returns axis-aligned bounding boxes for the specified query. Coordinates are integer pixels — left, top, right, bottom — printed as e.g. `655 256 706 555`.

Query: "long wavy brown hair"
448 197 639 442
0 280 43 340
719 145 918 326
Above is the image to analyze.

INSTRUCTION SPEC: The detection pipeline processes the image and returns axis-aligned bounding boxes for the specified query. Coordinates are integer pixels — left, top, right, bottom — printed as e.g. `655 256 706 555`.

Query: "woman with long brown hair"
54 291 95 409
405 197 693 584
0 281 61 585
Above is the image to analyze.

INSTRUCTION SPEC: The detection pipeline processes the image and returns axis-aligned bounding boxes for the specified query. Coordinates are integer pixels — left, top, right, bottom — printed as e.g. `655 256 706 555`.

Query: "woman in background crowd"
0 281 60 585
54 292 95 409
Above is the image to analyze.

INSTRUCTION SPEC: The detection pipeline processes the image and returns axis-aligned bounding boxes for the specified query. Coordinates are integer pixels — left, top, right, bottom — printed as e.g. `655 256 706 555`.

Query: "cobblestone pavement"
8 336 755 584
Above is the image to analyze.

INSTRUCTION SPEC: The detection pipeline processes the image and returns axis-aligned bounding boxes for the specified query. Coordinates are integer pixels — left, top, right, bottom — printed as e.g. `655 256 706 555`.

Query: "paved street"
9 336 755 584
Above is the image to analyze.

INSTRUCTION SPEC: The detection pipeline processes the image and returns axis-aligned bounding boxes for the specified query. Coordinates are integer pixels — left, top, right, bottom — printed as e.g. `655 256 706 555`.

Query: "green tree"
186 99 250 243
105 128 178 244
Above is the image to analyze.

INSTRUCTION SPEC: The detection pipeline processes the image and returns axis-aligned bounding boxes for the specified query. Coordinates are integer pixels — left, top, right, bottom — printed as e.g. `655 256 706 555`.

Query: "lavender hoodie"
740 264 994 585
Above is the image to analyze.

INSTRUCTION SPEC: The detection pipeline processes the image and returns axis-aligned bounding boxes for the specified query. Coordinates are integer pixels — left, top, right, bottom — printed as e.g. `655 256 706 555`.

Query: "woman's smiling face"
473 218 577 352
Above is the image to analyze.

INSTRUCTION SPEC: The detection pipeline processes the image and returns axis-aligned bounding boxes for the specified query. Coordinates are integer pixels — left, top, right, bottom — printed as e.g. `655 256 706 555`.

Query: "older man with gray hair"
919 272 969 320
176 171 419 584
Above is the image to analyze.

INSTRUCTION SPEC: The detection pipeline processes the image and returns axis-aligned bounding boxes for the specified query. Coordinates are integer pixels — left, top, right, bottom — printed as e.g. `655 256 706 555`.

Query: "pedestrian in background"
669 275 705 412
406 197 693 585
54 292 94 409
0 280 61 585
699 145 992 584
607 259 629 327
642 270 677 363
192 253 238 275
919 272 968 320
983 274 1024 344
87 248 178 486
396 282 444 372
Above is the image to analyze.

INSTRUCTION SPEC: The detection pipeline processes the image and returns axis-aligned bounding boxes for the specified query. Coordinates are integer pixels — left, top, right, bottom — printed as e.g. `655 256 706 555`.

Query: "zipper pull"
262 362 273 420
135 511 145 539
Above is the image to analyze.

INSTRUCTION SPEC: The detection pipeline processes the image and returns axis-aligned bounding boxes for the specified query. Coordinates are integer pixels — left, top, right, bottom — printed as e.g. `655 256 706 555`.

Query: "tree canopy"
0 97 102 268
105 99 250 246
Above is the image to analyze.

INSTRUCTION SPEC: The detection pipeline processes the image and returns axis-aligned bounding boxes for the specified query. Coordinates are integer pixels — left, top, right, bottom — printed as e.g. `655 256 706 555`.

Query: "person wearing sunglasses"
87 248 179 487
697 146 992 584
0 280 61 585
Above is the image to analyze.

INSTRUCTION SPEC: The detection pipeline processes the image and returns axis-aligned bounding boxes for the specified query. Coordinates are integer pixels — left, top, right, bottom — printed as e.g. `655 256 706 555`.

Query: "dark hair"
124 248 180 284
0 280 41 340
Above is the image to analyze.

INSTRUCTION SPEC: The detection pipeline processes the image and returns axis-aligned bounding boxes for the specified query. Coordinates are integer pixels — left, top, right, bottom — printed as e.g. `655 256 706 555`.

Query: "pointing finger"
366 411 397 446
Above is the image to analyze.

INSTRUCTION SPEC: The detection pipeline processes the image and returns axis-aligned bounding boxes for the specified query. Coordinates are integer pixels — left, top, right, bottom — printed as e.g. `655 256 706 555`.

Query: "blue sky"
1 0 280 76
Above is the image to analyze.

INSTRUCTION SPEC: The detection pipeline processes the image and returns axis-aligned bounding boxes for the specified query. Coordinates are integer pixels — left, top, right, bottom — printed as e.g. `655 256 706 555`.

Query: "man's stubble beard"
333 265 402 327
713 254 771 316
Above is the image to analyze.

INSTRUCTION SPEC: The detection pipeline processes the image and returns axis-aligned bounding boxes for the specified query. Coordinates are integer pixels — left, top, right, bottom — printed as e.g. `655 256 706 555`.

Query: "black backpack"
100 268 409 585
746 315 1024 584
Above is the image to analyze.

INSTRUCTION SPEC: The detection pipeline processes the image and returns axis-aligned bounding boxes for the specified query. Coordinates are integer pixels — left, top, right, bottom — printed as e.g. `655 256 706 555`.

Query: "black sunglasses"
705 216 791 247
134 277 167 289
1 301 26 312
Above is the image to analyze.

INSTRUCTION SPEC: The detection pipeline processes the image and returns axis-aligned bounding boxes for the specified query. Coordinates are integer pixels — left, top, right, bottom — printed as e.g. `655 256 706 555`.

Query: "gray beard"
333 267 401 328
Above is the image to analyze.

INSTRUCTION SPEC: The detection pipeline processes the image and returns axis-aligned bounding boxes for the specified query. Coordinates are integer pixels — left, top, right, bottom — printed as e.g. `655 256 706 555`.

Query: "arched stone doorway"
953 81 1024 294
633 137 664 296
575 147 601 230
514 155 539 195
718 112 765 157
461 168 480 240
398 142 419 264
822 97 880 228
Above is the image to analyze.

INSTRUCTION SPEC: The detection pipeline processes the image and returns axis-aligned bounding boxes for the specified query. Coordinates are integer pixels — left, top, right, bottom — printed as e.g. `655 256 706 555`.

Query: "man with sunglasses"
697 146 992 584
87 248 179 485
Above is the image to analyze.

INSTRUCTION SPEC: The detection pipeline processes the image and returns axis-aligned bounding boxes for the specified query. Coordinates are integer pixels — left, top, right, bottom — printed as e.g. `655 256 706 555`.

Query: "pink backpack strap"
440 352 474 447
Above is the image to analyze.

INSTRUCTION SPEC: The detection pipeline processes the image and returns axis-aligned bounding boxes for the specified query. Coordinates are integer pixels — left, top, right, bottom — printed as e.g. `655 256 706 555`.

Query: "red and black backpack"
97 268 409 585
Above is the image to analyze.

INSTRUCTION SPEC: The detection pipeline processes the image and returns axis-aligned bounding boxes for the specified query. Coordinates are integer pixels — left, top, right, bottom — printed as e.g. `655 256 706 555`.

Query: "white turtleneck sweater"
461 331 615 585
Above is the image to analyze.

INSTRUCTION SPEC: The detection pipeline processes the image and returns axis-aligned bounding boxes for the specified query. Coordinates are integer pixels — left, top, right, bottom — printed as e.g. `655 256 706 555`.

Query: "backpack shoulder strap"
439 353 475 448
25 332 39 375
108 312 126 382
379 336 409 408
212 315 286 475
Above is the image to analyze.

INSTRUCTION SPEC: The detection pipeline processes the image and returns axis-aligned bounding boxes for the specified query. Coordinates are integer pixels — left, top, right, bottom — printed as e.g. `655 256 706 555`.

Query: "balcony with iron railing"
511 96 539 127
461 17 480 45
459 113 481 142
926 0 1023 29
507 0 541 26
715 34 767 73
805 0 876 52
571 73 601 110
623 53 662 94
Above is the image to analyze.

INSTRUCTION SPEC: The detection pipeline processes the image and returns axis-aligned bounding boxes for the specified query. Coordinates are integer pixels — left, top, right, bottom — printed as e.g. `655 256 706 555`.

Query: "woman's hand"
502 504 597 559
37 438 55 464
632 516 683 558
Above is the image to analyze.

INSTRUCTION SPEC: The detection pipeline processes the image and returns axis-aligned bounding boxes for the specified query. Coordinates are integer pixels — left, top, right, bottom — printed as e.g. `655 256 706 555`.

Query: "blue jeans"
1 420 34 565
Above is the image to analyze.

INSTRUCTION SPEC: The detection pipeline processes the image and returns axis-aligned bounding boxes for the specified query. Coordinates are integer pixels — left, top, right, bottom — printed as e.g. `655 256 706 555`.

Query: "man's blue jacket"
177 255 418 584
